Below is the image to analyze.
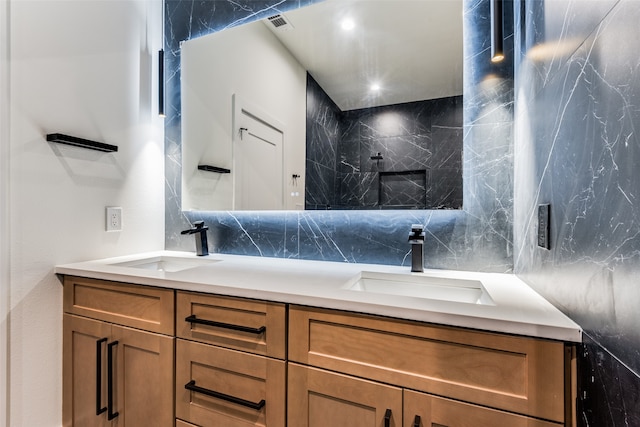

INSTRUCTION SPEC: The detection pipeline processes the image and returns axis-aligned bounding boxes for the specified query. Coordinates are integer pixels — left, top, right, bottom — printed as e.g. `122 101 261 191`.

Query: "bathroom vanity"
56 252 581 427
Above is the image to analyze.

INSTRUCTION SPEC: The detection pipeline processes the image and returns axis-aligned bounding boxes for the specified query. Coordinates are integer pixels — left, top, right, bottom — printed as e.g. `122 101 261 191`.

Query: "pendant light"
158 0 166 117
491 0 504 63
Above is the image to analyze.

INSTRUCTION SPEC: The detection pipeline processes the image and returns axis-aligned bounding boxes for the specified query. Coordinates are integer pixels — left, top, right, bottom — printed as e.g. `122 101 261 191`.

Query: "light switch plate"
537 204 550 249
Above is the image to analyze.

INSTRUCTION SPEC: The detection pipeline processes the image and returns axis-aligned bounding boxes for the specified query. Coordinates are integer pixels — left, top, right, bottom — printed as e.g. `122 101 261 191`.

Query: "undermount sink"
111 255 221 273
343 271 495 305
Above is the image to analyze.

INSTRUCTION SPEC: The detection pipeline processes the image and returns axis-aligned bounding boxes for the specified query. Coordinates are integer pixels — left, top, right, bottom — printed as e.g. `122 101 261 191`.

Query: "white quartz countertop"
55 251 581 342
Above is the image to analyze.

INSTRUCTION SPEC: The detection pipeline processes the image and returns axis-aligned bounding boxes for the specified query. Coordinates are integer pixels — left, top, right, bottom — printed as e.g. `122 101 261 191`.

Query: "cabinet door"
403 390 561 427
63 314 112 427
111 325 175 427
288 363 402 427
176 339 285 427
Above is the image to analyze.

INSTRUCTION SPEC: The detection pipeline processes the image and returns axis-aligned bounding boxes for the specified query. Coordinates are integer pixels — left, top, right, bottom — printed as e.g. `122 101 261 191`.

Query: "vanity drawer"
176 291 286 359
176 339 286 427
63 276 174 335
288 306 568 423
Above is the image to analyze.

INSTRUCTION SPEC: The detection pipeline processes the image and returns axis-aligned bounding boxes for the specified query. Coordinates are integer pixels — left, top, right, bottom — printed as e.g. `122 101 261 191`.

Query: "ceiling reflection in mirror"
181 0 463 211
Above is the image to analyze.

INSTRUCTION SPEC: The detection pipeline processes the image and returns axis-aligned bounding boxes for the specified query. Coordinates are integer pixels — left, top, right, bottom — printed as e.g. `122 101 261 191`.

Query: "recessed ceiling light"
341 18 355 31
370 83 381 91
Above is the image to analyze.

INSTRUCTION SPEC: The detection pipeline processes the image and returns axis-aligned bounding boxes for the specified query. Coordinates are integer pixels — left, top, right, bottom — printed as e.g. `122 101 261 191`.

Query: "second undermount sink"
111 255 221 273
343 271 495 305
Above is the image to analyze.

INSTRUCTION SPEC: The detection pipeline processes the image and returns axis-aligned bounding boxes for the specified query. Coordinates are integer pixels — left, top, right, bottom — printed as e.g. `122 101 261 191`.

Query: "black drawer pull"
185 315 266 335
412 415 421 427
107 341 119 420
384 408 392 427
185 380 266 410
95 338 108 416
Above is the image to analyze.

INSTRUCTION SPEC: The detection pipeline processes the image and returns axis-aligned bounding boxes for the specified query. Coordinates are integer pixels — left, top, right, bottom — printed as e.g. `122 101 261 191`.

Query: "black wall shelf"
46 133 118 153
198 164 231 174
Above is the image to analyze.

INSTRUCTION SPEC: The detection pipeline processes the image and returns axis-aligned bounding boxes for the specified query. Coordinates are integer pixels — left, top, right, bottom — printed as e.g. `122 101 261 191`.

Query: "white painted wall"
1 0 10 425
181 21 307 211
6 0 164 425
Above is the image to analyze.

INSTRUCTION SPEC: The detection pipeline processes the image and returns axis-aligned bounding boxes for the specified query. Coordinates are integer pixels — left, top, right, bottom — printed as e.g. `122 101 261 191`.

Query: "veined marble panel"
579 334 640 427
515 0 640 375
514 0 640 424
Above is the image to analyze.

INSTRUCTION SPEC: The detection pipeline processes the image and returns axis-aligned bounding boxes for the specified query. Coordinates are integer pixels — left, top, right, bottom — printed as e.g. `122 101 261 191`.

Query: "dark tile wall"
305 74 340 209
513 0 640 425
578 334 640 427
336 97 463 210
305 73 463 210
165 0 515 271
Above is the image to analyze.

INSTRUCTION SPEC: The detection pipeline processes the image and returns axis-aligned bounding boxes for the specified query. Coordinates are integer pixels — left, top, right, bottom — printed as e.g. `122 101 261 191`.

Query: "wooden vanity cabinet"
289 305 575 427
61 276 576 427
62 276 175 427
175 291 287 427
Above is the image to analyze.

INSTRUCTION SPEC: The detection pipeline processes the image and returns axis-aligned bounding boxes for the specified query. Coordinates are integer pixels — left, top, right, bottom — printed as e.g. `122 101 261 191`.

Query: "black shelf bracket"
46 133 118 153
198 164 231 174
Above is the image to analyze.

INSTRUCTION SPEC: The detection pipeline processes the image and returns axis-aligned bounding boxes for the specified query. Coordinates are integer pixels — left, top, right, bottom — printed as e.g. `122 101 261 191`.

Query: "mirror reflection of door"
233 96 285 210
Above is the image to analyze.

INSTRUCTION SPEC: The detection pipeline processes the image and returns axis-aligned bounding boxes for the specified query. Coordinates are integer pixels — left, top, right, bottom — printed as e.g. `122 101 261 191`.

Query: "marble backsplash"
165 0 515 272
513 0 640 425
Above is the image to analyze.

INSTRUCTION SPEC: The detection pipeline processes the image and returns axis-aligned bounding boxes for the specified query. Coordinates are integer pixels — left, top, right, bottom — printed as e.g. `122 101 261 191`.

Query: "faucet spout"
181 220 209 256
408 224 425 272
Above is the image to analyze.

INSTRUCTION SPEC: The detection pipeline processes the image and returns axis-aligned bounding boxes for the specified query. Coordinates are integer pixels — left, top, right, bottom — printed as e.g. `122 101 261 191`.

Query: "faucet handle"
408 224 425 242
193 220 208 230
181 220 209 235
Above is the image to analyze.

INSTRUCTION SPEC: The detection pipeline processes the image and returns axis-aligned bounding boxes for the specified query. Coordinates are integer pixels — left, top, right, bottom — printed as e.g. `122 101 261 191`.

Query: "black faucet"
181 221 209 256
408 224 425 272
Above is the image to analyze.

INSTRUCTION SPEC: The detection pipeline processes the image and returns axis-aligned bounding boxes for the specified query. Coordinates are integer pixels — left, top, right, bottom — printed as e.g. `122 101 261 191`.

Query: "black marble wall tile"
514 0 640 424
579 334 640 427
165 0 516 272
518 0 619 102
429 168 463 209
362 135 432 172
431 126 462 169
359 104 430 140
305 74 341 208
336 172 361 207
338 138 360 174
360 172 379 208
305 160 335 209
326 96 463 210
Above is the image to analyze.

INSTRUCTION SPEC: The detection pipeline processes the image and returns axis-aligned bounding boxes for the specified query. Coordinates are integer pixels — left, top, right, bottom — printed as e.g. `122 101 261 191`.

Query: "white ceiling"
264 0 463 111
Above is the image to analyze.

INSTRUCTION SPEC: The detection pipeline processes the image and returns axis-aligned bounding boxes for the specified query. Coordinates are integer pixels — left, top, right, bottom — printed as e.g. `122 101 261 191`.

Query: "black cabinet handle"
185 315 266 335
412 415 421 427
107 341 119 420
185 380 266 410
95 338 107 416
384 409 392 427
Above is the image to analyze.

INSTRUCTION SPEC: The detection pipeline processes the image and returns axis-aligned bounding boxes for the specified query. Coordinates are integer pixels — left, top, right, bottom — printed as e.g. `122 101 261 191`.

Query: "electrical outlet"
106 207 122 232
537 204 550 249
